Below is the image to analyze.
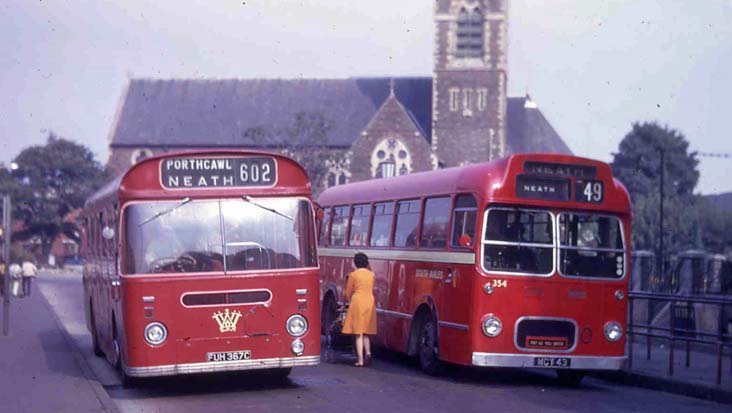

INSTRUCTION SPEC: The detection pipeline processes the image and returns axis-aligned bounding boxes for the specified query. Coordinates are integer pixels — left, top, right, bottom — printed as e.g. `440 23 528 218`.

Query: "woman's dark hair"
354 252 369 269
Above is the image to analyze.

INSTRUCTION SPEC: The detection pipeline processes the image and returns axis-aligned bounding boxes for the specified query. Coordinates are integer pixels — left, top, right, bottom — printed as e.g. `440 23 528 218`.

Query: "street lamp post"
2 195 10 336
657 148 665 284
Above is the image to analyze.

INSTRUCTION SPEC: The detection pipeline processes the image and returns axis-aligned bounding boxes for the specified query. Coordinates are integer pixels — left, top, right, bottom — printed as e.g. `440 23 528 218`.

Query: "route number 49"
577 180 603 203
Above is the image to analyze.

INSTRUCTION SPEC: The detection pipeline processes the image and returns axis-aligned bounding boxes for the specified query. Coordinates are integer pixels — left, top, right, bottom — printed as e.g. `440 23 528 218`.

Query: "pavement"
0 275 118 413
596 340 732 404
0 270 730 412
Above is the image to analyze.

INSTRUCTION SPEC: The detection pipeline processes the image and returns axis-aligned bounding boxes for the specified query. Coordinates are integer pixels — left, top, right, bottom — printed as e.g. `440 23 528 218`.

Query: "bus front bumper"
124 355 320 377
472 353 626 370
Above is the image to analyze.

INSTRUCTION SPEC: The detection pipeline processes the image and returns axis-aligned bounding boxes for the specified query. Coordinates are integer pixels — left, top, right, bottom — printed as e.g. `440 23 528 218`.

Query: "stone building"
106 0 571 193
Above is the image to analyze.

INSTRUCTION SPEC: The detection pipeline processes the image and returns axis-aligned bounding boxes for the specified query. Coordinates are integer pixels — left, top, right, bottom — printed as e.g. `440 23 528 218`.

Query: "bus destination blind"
515 175 571 201
161 157 277 189
523 161 596 179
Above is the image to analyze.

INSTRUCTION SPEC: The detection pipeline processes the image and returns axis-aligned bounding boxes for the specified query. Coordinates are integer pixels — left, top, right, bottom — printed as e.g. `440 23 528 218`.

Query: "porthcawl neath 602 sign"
161 157 277 189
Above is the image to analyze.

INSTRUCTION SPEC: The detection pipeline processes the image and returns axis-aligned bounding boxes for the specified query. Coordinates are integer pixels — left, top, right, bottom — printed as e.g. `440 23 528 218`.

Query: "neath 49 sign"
161 157 277 189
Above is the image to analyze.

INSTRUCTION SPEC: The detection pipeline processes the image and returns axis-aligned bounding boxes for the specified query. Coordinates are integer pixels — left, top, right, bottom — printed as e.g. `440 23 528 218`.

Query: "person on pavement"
22 260 38 297
341 252 377 367
8 262 22 297
0 259 5 296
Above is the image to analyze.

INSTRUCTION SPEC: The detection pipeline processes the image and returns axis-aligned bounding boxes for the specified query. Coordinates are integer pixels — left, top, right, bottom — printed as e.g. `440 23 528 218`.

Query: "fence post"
669 300 675 376
647 296 652 360
717 343 723 385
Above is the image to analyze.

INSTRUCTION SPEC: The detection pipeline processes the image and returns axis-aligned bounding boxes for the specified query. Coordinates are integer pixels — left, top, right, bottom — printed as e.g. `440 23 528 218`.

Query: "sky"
1 0 731 194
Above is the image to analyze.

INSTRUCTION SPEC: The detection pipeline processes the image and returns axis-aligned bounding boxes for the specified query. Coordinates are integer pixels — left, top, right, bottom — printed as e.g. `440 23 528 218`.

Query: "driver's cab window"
451 194 477 248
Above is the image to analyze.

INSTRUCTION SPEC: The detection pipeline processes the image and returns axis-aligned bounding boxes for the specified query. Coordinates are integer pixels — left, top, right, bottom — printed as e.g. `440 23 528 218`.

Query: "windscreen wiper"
138 197 192 227
242 195 293 221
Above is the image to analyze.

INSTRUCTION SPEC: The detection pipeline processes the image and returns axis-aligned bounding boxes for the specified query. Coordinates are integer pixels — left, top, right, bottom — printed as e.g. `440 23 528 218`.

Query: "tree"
243 111 335 192
9 133 107 264
697 196 732 256
610 122 701 254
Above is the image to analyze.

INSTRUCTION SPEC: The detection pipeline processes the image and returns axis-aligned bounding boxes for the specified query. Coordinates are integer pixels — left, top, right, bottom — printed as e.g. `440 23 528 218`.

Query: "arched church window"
324 157 351 188
130 148 153 165
456 7 483 58
371 138 412 178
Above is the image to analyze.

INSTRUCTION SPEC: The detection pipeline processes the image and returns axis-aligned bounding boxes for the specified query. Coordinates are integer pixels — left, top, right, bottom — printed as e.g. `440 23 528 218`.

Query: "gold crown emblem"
212 308 242 333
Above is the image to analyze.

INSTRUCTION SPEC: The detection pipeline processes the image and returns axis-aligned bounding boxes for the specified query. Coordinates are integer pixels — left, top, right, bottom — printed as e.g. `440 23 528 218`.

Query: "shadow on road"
326 344 607 392
38 329 88 381
105 370 302 399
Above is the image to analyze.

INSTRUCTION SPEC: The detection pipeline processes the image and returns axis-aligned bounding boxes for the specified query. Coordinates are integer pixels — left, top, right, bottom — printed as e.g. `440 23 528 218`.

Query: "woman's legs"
364 335 371 357
354 334 364 365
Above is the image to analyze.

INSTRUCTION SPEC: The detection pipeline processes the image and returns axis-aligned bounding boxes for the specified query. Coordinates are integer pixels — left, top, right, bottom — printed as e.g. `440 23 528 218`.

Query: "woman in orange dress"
342 252 377 367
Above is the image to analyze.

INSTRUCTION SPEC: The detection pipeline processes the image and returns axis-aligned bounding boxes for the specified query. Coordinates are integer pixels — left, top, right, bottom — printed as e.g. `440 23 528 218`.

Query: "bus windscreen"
558 213 625 278
124 198 316 274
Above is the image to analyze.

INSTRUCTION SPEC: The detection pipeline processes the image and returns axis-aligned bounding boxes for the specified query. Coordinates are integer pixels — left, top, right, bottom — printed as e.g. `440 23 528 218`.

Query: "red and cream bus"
82 150 319 384
318 154 630 383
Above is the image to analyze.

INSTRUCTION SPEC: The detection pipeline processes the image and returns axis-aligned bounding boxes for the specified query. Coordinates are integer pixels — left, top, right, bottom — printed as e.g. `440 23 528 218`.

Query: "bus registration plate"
206 350 252 362
533 357 571 368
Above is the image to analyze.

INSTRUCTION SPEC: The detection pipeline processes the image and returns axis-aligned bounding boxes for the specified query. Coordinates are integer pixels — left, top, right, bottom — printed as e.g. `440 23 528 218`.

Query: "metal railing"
628 291 732 385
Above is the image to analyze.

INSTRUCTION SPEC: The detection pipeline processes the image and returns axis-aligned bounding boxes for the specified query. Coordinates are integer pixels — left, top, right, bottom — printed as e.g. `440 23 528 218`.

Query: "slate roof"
110 77 572 155
506 97 572 155
111 78 432 149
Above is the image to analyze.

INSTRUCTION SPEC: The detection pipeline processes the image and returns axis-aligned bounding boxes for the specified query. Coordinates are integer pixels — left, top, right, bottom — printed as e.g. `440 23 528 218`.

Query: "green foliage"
612 122 699 197
611 122 702 254
7 133 106 262
697 197 732 256
242 111 334 192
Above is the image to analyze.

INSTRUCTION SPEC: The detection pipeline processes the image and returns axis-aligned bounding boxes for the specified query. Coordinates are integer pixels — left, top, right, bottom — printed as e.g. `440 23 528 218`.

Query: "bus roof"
318 153 631 214
86 149 311 209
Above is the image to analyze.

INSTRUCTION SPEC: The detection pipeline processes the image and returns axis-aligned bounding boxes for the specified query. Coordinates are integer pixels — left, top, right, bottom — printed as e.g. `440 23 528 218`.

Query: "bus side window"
369 202 394 247
420 197 450 248
329 206 349 247
394 200 421 248
349 204 371 247
450 194 477 248
319 208 331 247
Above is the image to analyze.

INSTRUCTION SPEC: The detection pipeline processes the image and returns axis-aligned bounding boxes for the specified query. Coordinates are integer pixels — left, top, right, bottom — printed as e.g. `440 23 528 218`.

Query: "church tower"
432 0 508 167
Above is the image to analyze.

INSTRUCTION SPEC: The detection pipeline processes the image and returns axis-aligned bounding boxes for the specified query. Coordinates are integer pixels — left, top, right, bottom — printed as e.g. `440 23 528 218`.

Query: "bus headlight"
286 314 308 337
144 322 168 346
604 321 623 342
482 314 502 337
291 339 304 355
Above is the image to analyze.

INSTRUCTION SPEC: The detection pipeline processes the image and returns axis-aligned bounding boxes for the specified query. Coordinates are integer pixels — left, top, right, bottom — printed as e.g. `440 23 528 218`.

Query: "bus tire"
321 294 337 336
556 370 585 386
90 300 104 357
417 313 443 375
113 322 138 388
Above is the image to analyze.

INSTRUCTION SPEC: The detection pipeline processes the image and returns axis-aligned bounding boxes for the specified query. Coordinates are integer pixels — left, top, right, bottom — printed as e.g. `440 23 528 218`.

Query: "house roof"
110 77 571 155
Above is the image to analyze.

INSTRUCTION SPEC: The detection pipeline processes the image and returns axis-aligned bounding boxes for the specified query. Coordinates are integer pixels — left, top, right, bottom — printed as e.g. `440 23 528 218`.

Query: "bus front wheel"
89 301 103 357
417 314 443 375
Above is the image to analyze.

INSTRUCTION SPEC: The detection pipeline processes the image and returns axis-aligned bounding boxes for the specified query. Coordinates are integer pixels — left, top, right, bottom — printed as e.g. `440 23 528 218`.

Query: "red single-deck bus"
318 154 630 383
82 150 320 384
